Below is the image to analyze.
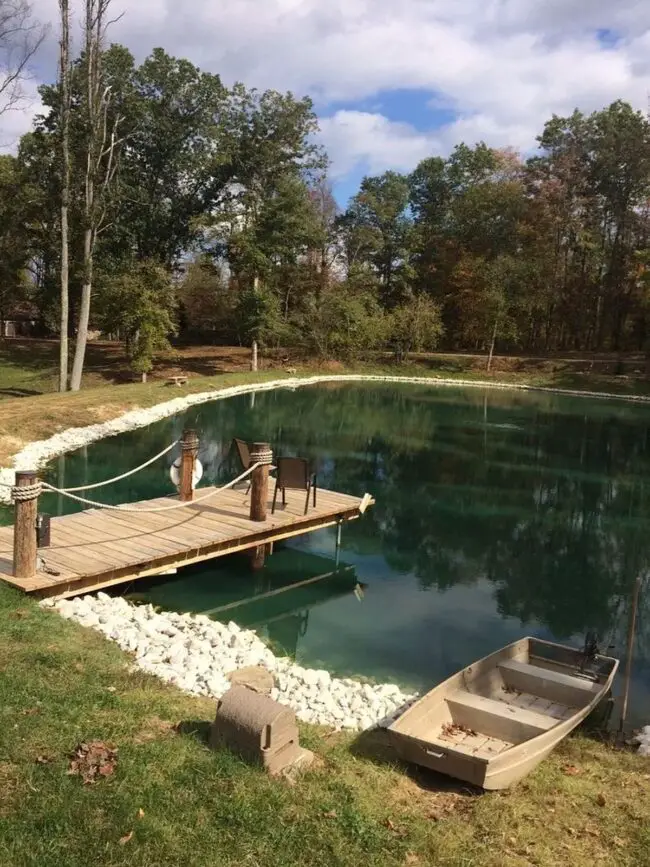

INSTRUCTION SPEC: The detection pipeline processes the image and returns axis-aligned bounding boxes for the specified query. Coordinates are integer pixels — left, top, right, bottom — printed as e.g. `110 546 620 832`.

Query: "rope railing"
0 439 181 494
51 439 181 492
39 462 262 513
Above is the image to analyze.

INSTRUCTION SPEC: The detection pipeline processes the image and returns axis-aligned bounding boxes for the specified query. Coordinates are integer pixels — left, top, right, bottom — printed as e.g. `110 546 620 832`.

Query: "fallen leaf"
67 741 118 784
323 810 337 819
383 817 407 838
22 707 41 716
563 765 581 776
74 663 84 673
566 827 577 837
507 836 517 846
118 831 133 845
596 793 606 807
137 808 145 819
107 686 117 693
613 837 627 848
35 755 53 764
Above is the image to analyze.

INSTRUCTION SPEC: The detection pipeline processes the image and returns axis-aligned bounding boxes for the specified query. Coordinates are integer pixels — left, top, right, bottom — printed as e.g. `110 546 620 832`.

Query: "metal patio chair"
271 457 317 515
231 438 277 494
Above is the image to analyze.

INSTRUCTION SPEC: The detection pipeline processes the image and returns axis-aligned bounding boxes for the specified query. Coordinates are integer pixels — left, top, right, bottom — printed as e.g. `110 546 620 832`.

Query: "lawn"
1 338 650 468
1 581 649 867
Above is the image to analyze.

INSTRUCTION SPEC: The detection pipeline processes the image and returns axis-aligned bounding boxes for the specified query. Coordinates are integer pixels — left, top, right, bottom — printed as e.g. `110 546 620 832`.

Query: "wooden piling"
180 429 199 502
13 471 39 579
249 442 273 570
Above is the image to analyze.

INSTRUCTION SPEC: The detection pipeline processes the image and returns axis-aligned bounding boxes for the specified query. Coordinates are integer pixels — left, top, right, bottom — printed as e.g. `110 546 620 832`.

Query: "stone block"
210 685 313 775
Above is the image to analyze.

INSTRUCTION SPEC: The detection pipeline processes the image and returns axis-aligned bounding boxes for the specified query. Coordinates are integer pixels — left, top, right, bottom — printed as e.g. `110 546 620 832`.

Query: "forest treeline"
2 37 650 383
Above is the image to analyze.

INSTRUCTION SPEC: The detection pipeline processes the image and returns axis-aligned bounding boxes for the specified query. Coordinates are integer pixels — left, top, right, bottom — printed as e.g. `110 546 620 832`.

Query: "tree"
179 257 234 337
69 0 124 391
234 283 286 350
298 283 387 361
0 154 33 330
58 0 71 391
0 0 45 117
340 171 412 306
118 47 229 266
388 293 444 362
96 260 176 380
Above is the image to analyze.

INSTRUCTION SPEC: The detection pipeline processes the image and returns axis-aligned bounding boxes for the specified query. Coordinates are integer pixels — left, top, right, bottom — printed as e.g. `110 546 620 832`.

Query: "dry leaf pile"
67 741 118 784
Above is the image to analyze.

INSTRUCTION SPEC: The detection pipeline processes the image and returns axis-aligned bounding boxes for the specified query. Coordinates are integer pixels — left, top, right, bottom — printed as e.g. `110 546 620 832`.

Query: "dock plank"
0 486 373 597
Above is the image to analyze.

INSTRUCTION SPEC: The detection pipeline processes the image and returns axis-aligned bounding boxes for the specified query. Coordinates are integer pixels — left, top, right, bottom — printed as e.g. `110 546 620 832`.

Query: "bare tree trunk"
70 226 93 390
251 340 258 372
58 0 70 392
486 317 499 372
69 0 121 391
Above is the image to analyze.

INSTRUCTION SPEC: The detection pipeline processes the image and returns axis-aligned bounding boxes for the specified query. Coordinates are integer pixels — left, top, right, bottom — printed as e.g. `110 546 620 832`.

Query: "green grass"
1 582 649 867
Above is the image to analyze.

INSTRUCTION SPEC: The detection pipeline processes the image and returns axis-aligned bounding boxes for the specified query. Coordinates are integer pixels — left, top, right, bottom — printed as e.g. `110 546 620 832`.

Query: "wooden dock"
0 487 372 598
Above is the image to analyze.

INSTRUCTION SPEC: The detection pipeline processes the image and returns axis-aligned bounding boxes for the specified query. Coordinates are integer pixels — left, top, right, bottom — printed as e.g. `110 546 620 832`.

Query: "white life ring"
170 457 203 490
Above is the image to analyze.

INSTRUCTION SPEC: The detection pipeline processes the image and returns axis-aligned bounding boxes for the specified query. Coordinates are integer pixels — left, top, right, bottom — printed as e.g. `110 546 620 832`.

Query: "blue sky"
2 1 649 204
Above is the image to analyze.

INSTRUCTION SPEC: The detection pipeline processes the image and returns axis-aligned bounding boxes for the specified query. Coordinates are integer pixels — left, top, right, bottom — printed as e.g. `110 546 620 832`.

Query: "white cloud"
0 80 43 153
318 111 441 179
1 0 649 178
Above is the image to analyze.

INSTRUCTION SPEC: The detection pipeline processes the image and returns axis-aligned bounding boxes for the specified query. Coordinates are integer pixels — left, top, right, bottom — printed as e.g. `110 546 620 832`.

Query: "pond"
5 381 650 725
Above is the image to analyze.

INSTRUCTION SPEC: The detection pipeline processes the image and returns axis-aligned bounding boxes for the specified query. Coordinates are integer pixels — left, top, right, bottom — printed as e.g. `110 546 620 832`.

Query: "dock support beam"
13 470 39 579
249 442 273 570
180 429 199 502
335 519 342 568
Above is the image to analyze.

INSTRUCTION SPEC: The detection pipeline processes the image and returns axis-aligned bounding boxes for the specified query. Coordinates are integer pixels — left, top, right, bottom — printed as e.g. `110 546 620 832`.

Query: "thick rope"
40 462 262 513
53 439 181 492
11 483 43 502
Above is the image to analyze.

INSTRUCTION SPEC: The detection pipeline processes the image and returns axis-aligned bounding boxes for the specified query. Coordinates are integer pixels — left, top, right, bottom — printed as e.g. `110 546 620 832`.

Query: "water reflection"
12 382 650 723
131 549 361 659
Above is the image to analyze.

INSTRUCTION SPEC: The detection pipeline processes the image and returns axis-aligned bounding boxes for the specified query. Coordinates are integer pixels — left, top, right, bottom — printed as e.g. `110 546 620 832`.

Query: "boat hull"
388 637 618 790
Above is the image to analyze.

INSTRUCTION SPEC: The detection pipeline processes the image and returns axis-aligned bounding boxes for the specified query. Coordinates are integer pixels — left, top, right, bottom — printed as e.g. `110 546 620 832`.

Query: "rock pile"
41 593 417 731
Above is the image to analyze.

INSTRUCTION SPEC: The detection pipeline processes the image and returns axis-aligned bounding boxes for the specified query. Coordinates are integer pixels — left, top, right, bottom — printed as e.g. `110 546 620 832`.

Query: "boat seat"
499 659 600 707
446 690 558 745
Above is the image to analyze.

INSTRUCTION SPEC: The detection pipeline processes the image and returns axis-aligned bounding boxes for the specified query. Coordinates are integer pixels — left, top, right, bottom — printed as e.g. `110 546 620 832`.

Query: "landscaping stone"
41 593 417 732
226 665 274 695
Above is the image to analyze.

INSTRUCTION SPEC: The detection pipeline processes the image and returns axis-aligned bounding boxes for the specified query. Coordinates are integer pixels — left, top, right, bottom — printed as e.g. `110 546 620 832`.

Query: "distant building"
1 303 39 337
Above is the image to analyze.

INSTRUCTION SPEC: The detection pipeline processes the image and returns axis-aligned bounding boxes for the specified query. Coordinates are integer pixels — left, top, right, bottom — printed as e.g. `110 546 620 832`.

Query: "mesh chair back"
233 438 252 470
276 457 310 490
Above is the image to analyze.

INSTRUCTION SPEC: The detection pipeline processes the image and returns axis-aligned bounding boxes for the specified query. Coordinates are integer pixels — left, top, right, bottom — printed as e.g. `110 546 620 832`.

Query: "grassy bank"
1 581 649 867
1 339 650 468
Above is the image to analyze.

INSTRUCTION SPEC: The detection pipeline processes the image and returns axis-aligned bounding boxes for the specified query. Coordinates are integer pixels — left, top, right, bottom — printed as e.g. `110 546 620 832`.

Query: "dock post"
180 429 199 502
13 471 40 579
249 442 273 570
335 519 342 568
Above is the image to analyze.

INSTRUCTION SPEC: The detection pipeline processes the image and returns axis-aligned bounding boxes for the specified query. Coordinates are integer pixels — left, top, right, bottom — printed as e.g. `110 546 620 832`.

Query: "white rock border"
2 372 650 504
40 592 417 731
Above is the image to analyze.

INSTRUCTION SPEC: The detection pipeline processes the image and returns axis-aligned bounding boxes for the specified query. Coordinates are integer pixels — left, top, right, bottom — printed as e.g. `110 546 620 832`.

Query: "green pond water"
7 382 650 724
